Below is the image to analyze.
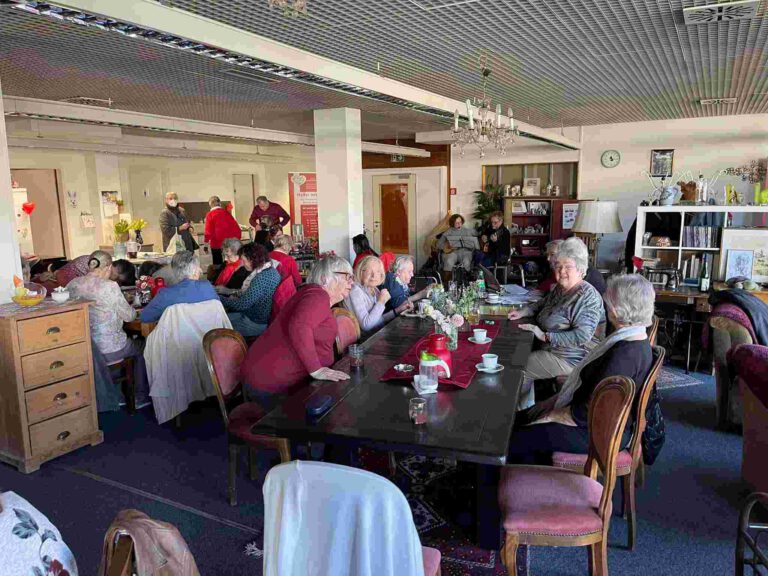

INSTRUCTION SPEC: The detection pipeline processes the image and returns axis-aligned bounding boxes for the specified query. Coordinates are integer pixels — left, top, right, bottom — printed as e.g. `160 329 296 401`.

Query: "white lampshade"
572 201 622 234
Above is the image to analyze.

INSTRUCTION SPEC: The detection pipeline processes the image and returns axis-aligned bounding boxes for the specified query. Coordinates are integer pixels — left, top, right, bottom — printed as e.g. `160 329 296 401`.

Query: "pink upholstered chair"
332 307 361 359
732 344 768 493
498 376 636 576
203 329 291 506
551 345 665 550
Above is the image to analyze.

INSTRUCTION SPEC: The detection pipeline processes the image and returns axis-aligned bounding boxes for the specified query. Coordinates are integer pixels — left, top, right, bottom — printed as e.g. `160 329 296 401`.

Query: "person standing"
249 195 290 231
204 196 242 265
159 192 198 253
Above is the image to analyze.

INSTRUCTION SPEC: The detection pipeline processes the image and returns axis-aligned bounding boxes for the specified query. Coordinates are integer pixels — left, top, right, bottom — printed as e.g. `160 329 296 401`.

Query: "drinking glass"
348 344 364 369
409 397 427 425
468 303 481 325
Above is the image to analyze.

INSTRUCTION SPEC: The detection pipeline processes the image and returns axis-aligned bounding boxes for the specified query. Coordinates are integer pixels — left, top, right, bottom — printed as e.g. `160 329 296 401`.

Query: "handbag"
641 385 665 465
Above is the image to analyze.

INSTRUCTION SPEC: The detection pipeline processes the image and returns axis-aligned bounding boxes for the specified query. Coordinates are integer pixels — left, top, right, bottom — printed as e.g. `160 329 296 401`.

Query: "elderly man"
204 195 242 265
248 195 290 231
159 192 198 252
140 251 217 323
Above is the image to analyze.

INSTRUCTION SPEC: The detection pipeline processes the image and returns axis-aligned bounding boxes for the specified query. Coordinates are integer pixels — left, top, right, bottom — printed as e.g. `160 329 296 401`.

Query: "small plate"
475 363 504 374
401 311 423 318
468 337 492 345
394 363 414 373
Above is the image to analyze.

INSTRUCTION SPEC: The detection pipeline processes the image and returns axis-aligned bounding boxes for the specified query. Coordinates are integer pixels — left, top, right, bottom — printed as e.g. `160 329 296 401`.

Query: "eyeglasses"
335 271 354 281
554 264 578 272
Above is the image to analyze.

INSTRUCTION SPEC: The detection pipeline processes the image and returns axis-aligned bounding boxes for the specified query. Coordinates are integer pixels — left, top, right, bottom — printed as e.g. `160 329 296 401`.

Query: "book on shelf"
682 225 720 248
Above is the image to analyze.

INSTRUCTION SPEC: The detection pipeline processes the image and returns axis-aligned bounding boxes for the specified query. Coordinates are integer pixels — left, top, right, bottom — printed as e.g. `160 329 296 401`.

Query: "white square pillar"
0 79 23 303
313 108 363 261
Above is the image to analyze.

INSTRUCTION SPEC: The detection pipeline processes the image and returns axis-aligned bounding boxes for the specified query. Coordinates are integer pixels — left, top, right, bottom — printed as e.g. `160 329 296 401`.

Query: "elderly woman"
140 251 218 323
220 242 281 338
346 255 411 334
270 235 302 288
508 237 604 408
437 214 479 272
538 239 606 295
381 255 431 313
214 237 249 289
506 274 655 464
241 256 352 405
66 251 148 406
111 259 137 286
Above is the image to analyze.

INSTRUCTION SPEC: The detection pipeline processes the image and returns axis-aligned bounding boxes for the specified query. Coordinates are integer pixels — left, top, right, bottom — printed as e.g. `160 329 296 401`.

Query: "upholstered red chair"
498 376 636 576
203 329 291 506
270 275 297 322
732 344 768 493
551 345 665 550
332 307 361 359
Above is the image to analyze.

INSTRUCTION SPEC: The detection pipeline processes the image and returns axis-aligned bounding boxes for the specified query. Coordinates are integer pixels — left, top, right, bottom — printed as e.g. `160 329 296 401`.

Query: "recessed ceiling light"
683 0 758 25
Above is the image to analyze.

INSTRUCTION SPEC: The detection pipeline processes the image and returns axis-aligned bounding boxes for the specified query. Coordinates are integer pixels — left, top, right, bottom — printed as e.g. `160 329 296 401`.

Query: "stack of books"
682 226 719 248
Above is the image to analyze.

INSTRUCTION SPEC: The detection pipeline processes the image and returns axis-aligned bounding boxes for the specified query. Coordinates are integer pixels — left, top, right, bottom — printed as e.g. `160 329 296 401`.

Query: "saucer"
485 298 501 305
468 337 492 344
401 311 424 318
475 363 504 374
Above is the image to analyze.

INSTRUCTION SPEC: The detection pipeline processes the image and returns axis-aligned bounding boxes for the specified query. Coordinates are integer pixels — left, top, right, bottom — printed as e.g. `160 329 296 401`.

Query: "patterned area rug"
657 366 708 390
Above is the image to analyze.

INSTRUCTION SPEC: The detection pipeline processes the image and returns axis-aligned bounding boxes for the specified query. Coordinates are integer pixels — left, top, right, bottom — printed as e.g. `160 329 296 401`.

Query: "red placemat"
380 322 501 388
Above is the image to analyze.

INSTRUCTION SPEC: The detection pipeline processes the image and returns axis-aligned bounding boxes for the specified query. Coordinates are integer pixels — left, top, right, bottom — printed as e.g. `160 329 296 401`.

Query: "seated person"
437 214 479 272
270 235 302 289
140 251 217 323
66 251 148 405
111 259 137 287
0 491 79 576
381 255 431 313
479 210 511 268
220 243 281 338
507 274 655 464
214 238 249 290
352 233 378 270
138 260 177 287
346 255 410 334
538 239 606 295
507 237 604 409
254 229 275 253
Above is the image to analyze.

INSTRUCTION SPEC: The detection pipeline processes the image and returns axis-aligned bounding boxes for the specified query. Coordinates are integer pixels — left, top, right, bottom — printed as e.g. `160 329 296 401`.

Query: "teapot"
420 333 453 377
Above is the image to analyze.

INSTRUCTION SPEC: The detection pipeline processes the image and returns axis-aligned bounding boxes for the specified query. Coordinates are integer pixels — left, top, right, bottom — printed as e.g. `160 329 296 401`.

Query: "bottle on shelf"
699 255 711 292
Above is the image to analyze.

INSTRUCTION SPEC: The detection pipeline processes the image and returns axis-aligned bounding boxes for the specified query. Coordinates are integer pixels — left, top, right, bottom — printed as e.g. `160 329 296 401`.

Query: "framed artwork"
510 200 527 214
527 201 549 216
650 149 674 178
562 203 579 229
720 228 768 282
522 177 540 196
725 250 754 280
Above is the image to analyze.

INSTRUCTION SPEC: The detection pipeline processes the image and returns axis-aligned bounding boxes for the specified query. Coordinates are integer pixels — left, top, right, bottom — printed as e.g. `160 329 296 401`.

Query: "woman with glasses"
507 237 604 409
240 255 353 407
538 239 606 296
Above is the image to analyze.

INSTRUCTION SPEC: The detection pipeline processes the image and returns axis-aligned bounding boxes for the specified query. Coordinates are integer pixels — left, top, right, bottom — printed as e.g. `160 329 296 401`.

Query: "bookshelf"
634 205 768 282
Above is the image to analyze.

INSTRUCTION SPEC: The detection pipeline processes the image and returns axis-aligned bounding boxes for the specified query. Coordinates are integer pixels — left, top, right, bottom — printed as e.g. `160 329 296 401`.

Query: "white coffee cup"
473 328 488 342
487 293 500 303
482 353 498 370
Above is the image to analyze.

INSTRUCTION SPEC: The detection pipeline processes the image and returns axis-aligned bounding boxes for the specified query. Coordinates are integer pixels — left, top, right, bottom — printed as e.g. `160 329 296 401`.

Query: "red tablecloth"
380 322 501 388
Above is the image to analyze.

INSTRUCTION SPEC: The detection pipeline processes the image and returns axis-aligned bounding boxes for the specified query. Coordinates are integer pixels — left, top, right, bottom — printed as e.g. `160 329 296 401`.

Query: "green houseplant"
472 183 503 227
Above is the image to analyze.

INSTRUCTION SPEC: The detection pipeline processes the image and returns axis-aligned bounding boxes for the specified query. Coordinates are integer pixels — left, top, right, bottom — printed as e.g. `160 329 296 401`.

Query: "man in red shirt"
249 195 291 232
204 196 242 265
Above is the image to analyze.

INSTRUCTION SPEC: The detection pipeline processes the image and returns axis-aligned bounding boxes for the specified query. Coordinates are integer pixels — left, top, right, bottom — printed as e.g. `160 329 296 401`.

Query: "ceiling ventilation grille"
59 96 113 107
699 97 738 105
683 0 759 25
220 68 281 84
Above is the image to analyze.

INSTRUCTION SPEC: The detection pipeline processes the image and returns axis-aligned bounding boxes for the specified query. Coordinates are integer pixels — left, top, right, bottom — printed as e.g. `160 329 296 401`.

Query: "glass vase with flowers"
423 301 464 351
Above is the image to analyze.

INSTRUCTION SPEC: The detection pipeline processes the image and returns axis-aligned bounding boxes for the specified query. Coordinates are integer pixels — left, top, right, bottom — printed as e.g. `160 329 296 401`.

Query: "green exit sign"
390 153 405 163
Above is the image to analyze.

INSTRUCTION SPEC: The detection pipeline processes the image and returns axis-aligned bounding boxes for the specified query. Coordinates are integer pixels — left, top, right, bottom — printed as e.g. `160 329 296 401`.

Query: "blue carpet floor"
0 371 749 575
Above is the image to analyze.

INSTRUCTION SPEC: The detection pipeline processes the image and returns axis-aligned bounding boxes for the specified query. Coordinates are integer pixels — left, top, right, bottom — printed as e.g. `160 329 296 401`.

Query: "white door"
371 173 417 260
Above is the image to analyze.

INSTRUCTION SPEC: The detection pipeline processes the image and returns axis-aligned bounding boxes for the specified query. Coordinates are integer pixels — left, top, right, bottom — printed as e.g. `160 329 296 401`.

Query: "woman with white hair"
381 255 431 314
508 237 604 407
346 255 411 334
241 255 352 402
213 237 249 290
538 238 606 295
506 274 655 464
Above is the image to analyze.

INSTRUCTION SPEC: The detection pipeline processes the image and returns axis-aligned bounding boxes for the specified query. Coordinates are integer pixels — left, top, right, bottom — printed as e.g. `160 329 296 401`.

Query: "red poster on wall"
288 172 318 241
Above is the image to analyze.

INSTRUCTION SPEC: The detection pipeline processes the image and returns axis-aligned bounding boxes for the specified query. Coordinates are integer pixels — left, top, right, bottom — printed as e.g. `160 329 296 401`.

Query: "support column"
313 108 363 261
0 79 23 303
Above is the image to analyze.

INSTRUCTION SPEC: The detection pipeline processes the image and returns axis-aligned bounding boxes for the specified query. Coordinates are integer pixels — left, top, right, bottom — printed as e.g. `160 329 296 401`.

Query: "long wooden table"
252 315 534 548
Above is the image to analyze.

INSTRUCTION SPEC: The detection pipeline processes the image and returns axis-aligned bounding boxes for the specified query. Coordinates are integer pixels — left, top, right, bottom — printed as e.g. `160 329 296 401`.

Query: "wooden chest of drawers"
0 300 103 473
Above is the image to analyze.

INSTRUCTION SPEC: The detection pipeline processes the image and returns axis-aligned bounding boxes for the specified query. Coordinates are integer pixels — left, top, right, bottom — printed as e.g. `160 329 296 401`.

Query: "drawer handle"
46 327 61 335
53 392 68 402
49 361 64 370
56 431 70 441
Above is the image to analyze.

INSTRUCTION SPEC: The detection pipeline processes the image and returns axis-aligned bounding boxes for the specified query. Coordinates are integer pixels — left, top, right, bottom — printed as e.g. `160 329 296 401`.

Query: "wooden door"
11 169 66 259
371 174 416 257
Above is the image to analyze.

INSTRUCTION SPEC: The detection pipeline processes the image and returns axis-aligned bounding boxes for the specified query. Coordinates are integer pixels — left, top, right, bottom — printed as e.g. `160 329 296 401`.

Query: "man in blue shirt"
141 251 218 323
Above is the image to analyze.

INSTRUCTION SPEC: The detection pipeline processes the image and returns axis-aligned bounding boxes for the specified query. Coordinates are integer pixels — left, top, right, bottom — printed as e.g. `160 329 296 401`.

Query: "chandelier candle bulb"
496 104 502 128
454 110 459 131
468 108 474 130
508 108 514 129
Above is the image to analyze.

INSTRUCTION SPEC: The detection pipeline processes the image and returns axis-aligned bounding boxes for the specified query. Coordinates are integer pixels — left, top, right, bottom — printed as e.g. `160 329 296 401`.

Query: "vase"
116 232 129 243
134 230 144 245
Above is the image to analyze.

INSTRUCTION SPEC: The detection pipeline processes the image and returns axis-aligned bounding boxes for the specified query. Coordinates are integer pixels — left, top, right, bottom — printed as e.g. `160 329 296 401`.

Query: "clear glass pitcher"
419 358 450 387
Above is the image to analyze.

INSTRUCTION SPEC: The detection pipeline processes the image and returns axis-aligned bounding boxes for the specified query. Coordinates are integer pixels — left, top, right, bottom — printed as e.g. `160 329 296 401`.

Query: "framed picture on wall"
725 249 754 280
522 177 540 196
650 149 674 178
720 228 768 282
510 200 527 214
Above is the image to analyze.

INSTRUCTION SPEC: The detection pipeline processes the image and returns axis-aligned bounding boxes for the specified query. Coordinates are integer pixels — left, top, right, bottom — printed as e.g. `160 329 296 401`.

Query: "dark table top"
252 316 534 466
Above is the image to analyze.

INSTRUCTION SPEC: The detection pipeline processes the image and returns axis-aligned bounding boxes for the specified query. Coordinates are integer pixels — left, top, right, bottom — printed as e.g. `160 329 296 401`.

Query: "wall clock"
601 150 621 168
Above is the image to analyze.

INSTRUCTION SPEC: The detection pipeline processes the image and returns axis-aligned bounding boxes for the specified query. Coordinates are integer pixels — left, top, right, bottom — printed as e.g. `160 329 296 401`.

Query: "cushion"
227 402 269 442
421 546 441 576
732 344 768 409
498 466 603 537
551 449 633 476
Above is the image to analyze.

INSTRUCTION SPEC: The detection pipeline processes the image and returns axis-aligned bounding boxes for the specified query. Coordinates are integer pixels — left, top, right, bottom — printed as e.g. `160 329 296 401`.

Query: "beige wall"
450 114 768 268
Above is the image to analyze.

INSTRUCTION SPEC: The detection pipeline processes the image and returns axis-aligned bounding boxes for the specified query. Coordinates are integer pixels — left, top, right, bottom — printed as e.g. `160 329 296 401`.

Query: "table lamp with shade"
572 200 623 269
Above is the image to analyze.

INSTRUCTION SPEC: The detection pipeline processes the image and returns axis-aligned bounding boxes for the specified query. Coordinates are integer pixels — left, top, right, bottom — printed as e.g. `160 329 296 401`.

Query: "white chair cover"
144 300 232 424
263 461 426 576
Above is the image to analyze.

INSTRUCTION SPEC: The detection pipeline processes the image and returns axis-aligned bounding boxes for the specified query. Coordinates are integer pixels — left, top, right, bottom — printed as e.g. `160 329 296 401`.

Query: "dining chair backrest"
271 275 297 322
626 345 665 466
333 307 360 358
203 328 247 426
647 315 660 346
584 375 636 521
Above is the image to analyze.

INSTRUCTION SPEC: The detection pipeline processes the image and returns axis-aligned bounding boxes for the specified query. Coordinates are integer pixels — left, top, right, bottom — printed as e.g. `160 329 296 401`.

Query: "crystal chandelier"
452 60 518 158
267 0 307 17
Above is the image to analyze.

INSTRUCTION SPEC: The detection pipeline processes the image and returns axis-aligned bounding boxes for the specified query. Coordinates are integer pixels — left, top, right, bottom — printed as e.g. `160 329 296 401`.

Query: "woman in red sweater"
204 196 242 265
240 255 353 403
269 235 303 288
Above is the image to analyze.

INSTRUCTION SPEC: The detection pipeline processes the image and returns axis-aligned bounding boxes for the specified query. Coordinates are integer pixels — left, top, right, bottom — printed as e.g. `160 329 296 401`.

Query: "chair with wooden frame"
647 315 660 346
552 345 665 551
203 328 291 506
498 376 636 576
107 356 136 414
332 307 361 359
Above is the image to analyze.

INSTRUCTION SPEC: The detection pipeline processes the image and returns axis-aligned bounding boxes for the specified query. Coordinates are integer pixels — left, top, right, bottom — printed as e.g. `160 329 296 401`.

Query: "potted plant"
472 183 503 228
130 218 147 245
114 219 131 243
